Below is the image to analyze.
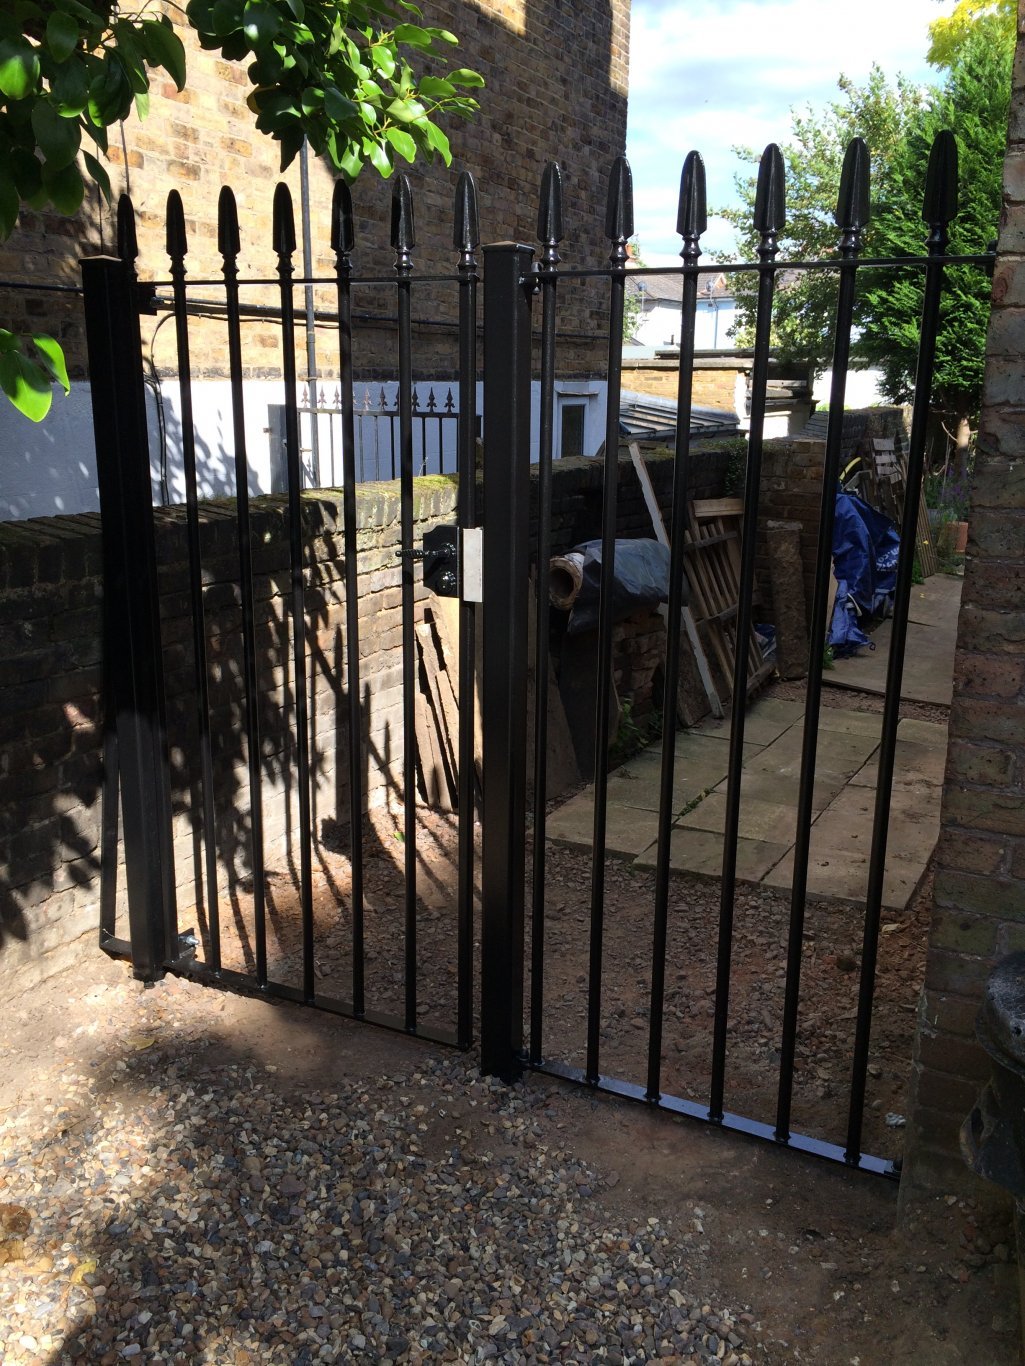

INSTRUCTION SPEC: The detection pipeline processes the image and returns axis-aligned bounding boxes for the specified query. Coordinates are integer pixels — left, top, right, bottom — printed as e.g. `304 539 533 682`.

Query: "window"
560 402 586 459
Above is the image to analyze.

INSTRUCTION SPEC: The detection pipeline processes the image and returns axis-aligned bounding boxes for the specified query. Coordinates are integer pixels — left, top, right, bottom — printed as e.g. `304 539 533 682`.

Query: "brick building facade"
903 10 1025 1204
0 0 630 517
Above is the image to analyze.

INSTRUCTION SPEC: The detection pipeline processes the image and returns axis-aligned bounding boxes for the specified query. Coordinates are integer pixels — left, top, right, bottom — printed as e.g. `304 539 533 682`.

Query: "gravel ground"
0 991 761 1366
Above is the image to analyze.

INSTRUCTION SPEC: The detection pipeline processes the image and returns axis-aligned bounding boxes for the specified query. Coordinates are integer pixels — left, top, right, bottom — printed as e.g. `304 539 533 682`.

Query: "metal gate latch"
423 523 459 597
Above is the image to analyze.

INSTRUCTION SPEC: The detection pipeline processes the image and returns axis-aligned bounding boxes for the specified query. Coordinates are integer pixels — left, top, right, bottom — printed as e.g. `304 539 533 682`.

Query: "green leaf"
367 139 392 177
242 3 279 45
10 148 42 201
394 23 432 47
424 121 450 164
338 146 362 179
385 97 425 125
0 38 41 100
88 55 132 125
449 68 485 88
42 159 84 215
141 19 186 90
31 334 70 394
45 12 80 64
323 86 358 121
417 75 455 100
82 149 111 202
370 44 396 78
384 126 416 162
211 0 242 37
49 57 89 116
134 89 149 120
31 99 81 170
0 350 54 422
426 28 459 44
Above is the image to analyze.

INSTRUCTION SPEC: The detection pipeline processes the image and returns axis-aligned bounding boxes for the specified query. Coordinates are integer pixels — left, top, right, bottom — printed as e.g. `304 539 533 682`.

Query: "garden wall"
0 444 727 1004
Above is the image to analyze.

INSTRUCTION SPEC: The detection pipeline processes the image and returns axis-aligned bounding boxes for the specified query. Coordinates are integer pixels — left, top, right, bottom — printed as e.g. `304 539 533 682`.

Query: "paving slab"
896 716 950 748
810 785 941 864
817 707 884 738
606 752 726 812
762 845 927 909
742 725 879 777
849 739 947 788
634 827 790 881
693 697 805 747
714 766 845 811
823 572 962 706
545 795 660 858
676 792 801 846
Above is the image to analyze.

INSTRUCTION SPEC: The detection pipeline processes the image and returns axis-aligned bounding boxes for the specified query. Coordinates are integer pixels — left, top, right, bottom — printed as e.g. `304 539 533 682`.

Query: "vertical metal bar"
332 181 366 1017
454 172 480 1049
845 131 958 1165
166 191 221 974
273 184 316 1003
776 139 871 1141
647 152 705 1102
81 236 176 981
529 162 563 1067
218 188 268 987
585 157 633 1086
392 176 419 1031
299 140 321 486
708 146 786 1119
480 240 534 1079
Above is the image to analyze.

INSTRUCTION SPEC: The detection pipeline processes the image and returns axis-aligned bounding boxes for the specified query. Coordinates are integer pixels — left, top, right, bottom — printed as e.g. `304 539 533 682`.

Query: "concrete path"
546 696 948 910
823 571 963 706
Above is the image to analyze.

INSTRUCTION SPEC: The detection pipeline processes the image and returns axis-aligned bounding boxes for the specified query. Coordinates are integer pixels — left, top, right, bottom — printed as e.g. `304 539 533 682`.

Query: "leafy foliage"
722 15 1011 428
720 66 929 375
927 0 1016 68
184 0 481 177
0 0 481 418
856 26 1011 422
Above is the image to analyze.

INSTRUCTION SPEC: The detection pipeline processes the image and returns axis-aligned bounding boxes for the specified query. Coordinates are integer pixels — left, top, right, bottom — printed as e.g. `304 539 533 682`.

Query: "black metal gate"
84 133 991 1177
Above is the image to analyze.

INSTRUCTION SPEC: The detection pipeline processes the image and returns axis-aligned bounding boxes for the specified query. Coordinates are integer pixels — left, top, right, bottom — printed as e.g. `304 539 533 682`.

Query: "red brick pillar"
902 12 1025 1202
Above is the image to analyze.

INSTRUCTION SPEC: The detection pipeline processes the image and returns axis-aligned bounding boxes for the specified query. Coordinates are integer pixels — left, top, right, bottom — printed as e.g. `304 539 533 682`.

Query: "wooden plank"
413 675 452 811
415 621 456 809
416 621 457 777
432 596 484 786
628 441 723 721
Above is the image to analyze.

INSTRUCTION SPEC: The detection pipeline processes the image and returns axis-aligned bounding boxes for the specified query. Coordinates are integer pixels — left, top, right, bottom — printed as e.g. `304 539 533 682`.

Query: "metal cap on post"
480 240 534 1080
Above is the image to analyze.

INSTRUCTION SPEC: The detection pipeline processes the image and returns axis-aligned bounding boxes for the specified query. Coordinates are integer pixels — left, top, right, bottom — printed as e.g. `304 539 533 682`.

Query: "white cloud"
626 0 957 256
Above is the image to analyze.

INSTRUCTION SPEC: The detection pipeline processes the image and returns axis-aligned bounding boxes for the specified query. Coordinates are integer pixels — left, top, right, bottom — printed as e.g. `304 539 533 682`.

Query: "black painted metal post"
82 251 177 981
480 241 534 1080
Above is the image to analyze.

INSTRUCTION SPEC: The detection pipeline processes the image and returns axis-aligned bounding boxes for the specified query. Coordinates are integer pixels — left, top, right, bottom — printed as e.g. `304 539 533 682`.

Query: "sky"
626 0 959 260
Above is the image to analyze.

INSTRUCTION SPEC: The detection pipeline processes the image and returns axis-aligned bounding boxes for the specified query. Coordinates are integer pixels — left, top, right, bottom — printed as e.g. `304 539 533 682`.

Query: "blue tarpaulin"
828 489 901 657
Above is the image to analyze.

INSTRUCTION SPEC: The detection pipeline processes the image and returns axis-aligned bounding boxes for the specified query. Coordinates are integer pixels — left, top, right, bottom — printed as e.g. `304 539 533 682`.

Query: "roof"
626 269 734 306
619 391 740 442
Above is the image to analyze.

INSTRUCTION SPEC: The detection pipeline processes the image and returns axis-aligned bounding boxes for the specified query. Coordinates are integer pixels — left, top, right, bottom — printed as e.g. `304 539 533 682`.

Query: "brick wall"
0 0 630 381
0 440 722 1003
622 358 744 412
902 14 1025 1201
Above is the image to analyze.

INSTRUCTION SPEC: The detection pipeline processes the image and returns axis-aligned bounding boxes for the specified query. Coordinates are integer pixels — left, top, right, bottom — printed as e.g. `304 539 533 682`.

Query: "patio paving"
823 571 963 706
545 697 948 911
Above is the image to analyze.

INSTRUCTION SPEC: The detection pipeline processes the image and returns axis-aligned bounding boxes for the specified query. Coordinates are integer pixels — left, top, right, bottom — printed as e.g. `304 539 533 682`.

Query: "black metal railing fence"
72 129 995 1178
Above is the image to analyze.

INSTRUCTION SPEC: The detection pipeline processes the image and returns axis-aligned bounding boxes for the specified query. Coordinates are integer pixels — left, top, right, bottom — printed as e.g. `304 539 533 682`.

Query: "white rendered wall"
0 376 609 521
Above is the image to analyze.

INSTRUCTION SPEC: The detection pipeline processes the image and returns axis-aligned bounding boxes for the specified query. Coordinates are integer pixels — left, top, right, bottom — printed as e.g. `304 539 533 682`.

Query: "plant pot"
937 519 968 556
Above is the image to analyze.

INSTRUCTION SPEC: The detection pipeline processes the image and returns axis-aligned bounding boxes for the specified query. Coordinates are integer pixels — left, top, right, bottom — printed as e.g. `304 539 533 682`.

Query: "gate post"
81 254 177 981
480 242 534 1079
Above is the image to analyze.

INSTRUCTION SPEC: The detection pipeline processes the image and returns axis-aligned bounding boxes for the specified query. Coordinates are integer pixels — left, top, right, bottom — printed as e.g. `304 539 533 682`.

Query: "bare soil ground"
0 963 1017 1364
9 682 1013 1361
